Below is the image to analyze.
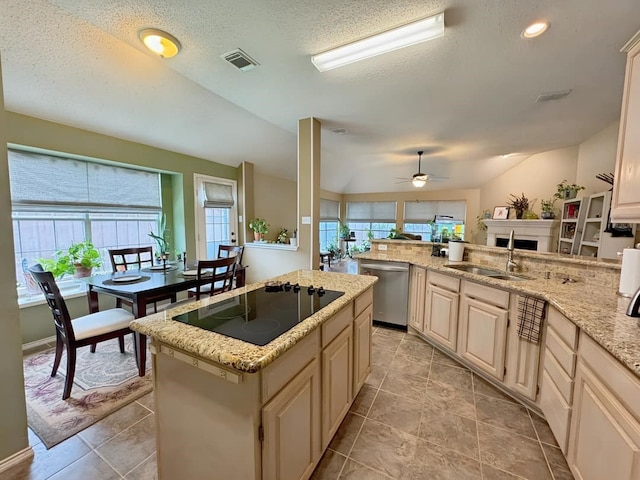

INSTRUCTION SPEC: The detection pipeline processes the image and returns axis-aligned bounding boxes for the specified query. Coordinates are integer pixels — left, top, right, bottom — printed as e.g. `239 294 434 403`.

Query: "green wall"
0 57 29 468
6 112 239 344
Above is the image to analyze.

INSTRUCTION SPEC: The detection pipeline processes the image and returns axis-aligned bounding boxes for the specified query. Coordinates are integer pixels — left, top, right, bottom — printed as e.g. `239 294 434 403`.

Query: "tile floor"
3 325 573 479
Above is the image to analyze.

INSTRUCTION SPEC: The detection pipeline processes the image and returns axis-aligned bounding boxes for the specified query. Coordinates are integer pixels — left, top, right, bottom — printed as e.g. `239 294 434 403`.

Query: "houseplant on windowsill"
248 218 269 242
40 240 102 278
149 213 170 260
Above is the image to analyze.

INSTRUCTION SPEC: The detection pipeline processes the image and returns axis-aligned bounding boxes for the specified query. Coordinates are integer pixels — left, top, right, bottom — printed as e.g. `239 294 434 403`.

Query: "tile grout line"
527 408 557 480
472 373 485 480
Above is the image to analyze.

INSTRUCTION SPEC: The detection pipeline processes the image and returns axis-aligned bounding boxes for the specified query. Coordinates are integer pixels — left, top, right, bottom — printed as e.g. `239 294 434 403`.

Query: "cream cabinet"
408 266 427 331
611 31 640 222
457 281 509 380
504 295 541 401
424 271 460 352
353 305 372 393
262 358 322 480
321 325 353 448
567 334 640 480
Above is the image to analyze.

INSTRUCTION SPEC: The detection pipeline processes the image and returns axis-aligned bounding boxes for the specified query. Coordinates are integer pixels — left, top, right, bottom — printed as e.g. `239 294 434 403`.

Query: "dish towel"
517 296 546 343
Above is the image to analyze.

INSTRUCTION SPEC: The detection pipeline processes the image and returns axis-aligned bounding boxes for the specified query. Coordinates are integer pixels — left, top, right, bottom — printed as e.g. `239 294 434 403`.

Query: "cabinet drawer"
428 271 460 292
540 370 571 454
322 305 353 348
547 308 578 349
546 327 577 378
579 332 640 422
354 287 373 318
262 329 319 404
462 280 509 309
544 350 574 404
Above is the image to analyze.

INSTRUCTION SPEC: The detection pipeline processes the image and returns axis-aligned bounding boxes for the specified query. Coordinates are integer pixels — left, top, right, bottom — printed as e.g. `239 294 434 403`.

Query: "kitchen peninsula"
130 270 376 480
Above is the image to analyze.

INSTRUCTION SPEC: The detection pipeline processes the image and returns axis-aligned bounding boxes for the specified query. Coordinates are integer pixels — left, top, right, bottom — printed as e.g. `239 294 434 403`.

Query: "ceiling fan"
395 151 449 188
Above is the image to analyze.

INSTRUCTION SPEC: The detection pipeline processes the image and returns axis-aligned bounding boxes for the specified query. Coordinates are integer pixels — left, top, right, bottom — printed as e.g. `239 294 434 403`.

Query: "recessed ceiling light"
139 28 181 58
522 21 549 39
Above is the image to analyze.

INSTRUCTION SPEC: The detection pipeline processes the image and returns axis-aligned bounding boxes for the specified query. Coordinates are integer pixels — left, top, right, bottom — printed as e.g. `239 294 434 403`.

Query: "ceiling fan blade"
394 179 411 184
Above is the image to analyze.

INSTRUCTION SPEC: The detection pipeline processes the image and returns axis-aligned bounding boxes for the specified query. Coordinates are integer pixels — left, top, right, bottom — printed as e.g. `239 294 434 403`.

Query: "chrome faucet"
506 230 518 272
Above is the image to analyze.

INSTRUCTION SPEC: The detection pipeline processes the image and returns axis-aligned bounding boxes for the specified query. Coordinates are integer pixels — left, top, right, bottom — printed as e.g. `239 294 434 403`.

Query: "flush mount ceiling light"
521 21 549 39
139 28 181 58
311 12 445 72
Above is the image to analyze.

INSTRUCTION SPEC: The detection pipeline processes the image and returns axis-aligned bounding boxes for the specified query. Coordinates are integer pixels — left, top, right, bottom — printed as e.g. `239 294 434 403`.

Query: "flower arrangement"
554 180 585 200
507 193 530 219
276 228 289 244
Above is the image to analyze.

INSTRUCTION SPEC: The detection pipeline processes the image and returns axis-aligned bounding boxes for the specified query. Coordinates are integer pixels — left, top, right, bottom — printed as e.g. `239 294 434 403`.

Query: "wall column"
0 52 32 468
298 118 321 269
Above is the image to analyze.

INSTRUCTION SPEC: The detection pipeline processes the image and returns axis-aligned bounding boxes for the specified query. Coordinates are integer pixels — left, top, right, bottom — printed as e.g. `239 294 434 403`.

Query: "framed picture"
492 206 510 220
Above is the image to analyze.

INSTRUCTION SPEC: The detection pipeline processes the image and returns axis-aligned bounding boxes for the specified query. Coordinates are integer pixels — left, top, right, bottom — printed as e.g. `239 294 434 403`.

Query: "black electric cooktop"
172 283 344 346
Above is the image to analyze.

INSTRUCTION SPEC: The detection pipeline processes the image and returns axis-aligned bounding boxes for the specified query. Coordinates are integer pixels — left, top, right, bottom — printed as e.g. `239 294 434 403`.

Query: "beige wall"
0 56 30 466
253 173 297 242
576 121 620 195
480 146 579 218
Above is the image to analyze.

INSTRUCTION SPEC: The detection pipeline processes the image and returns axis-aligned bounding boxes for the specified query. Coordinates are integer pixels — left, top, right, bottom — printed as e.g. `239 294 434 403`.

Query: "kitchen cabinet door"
458 296 508 380
612 35 640 222
408 266 427 332
353 305 372 393
424 284 459 352
567 362 640 480
321 325 353 449
262 358 321 480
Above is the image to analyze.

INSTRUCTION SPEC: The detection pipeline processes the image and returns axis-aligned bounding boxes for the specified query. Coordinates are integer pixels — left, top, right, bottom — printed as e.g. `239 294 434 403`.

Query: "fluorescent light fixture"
139 28 181 58
522 21 549 39
312 13 445 72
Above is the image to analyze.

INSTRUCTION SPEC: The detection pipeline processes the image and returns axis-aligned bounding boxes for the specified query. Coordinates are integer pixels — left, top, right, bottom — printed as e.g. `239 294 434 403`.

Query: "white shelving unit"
577 190 636 259
558 198 585 255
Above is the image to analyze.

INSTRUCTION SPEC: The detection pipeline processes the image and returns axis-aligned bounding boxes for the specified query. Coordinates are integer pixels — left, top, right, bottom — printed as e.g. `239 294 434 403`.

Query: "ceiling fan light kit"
311 12 445 72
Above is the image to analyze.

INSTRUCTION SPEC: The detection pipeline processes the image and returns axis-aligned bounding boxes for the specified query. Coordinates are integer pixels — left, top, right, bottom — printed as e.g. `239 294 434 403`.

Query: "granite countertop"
130 270 377 374
356 251 640 378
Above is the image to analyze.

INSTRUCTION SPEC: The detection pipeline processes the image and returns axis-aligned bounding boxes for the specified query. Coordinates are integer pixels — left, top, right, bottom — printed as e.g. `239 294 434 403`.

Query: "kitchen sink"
445 264 528 281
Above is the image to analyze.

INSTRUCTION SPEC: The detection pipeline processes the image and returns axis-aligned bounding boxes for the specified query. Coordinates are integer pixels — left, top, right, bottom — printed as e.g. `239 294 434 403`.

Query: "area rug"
23 337 153 449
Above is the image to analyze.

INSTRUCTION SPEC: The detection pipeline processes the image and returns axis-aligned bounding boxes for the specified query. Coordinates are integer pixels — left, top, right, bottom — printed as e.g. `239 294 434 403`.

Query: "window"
9 149 162 287
194 175 238 260
403 200 466 241
319 198 340 251
346 201 396 245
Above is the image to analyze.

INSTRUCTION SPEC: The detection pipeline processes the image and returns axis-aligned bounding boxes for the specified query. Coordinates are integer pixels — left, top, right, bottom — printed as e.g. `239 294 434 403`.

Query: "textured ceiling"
1 0 639 193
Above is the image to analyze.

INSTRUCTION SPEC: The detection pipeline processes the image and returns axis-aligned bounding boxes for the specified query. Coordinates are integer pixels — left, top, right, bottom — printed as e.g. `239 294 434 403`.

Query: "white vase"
289 238 298 247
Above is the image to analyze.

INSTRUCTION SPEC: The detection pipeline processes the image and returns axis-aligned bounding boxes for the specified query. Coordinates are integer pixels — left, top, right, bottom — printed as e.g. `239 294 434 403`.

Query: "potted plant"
339 223 350 240
507 193 530 219
41 240 102 278
149 213 170 260
289 229 298 247
276 228 288 244
554 180 585 200
248 218 268 241
541 198 557 219
326 239 340 259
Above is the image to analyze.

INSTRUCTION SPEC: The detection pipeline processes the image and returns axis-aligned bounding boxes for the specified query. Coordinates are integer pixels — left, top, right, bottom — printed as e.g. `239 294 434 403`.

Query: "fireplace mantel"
483 219 560 252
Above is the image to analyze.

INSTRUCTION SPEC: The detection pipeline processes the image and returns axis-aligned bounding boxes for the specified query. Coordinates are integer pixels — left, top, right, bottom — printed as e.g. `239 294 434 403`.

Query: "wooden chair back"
217 245 245 266
29 264 76 343
109 246 154 272
193 256 237 300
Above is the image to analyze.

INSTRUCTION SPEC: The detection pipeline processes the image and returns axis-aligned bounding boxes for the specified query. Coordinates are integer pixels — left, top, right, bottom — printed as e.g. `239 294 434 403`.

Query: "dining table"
81 263 247 376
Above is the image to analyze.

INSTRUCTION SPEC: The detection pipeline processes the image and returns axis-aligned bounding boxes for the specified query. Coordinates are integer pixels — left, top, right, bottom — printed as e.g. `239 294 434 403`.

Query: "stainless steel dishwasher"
358 260 409 327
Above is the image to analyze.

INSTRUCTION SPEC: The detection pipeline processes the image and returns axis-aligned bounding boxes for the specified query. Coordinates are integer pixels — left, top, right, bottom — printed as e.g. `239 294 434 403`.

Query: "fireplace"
483 219 560 253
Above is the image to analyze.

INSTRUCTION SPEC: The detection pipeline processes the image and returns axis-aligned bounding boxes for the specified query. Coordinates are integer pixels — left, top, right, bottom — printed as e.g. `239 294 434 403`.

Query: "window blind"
346 201 396 222
404 200 466 222
203 182 234 208
320 199 339 220
8 150 162 212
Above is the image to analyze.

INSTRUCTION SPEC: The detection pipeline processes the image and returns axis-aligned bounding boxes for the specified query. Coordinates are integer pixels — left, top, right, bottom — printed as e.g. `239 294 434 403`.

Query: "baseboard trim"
22 336 55 351
0 446 34 473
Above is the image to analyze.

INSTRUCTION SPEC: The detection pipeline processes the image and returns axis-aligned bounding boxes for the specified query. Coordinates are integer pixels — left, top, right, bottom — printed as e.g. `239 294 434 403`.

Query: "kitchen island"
130 269 376 480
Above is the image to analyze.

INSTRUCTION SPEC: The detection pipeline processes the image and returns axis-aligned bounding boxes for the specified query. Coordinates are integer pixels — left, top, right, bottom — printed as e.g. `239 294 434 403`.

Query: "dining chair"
29 264 137 400
188 256 238 300
108 246 176 310
217 245 245 266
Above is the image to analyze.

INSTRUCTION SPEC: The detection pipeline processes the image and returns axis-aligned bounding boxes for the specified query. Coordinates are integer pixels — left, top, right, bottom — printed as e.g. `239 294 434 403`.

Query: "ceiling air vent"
220 49 259 72
536 89 572 103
